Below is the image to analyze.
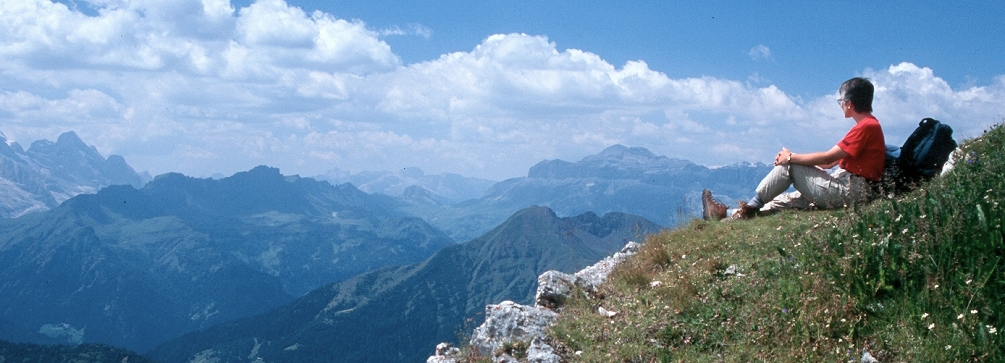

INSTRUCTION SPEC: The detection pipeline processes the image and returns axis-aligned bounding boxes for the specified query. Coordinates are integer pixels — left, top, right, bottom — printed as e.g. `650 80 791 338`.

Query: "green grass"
548 122 1005 362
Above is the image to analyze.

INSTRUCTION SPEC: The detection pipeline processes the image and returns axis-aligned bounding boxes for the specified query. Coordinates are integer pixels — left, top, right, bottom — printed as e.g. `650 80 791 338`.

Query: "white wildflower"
928 323 935 330
921 313 929 319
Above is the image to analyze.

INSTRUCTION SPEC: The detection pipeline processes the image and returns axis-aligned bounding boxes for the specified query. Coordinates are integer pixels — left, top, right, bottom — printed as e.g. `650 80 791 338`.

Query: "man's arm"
776 145 848 167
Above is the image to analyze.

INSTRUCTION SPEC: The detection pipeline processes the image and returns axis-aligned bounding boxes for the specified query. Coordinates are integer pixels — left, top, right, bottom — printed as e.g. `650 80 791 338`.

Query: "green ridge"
540 122 1005 362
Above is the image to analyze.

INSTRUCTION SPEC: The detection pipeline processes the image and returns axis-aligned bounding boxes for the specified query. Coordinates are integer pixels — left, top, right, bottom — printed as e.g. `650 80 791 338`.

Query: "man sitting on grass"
703 77 887 221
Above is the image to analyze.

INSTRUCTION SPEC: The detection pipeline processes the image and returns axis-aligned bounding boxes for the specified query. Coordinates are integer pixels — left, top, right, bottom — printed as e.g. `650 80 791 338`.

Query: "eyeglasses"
836 99 847 107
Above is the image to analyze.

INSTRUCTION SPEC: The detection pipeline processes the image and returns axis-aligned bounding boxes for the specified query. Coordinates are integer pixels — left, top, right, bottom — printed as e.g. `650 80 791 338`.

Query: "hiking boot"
702 189 728 221
729 200 760 220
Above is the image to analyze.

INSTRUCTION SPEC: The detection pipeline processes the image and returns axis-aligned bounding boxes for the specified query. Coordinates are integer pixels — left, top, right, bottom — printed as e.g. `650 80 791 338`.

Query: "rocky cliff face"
428 242 641 363
0 131 147 218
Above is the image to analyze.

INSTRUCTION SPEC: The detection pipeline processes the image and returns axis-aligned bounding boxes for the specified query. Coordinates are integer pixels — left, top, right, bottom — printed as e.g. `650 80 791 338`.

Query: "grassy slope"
548 123 1005 362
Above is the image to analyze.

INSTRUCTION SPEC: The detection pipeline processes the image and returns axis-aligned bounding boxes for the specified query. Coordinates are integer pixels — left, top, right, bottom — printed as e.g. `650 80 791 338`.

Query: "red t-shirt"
838 116 886 181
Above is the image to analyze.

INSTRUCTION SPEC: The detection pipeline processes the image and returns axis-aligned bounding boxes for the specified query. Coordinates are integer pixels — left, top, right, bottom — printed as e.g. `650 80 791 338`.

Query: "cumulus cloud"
867 63 1005 142
1 0 1003 180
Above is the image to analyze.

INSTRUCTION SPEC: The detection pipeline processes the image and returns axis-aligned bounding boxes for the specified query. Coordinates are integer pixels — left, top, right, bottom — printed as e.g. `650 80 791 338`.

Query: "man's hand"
774 147 793 166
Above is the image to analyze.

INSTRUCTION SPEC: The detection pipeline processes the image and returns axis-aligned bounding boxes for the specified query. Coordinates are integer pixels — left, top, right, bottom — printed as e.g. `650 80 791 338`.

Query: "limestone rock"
535 241 641 311
535 271 577 309
469 301 558 358
573 241 640 293
861 349 880 363
597 306 618 318
428 241 642 363
426 343 460 363
525 336 560 363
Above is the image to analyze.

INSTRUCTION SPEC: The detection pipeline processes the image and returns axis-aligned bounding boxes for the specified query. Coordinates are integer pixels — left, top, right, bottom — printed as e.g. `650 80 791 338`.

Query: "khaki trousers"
757 164 874 212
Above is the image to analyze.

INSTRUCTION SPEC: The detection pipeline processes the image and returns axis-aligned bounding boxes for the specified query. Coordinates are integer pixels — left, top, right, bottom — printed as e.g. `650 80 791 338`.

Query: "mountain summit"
0 131 147 218
528 144 694 180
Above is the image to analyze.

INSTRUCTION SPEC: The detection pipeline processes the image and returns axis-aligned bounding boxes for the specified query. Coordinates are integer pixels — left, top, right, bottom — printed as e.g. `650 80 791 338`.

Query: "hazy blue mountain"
399 144 773 242
317 166 496 203
147 206 661 363
0 131 148 218
0 166 453 353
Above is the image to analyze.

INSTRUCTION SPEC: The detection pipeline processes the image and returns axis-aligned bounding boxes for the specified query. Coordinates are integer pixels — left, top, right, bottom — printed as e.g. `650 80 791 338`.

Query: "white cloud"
379 24 433 39
866 62 1005 142
238 0 317 47
749 44 772 61
1 1 1003 180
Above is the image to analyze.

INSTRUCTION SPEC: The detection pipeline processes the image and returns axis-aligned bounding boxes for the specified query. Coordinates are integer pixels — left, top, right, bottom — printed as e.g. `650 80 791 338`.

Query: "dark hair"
839 77 874 113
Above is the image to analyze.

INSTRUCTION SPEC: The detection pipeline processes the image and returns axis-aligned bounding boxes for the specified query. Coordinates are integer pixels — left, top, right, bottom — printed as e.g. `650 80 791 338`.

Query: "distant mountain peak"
28 131 102 162
0 132 25 158
243 165 283 177
527 144 693 179
317 166 495 203
0 130 146 217
56 131 87 148
508 205 559 221
590 144 658 161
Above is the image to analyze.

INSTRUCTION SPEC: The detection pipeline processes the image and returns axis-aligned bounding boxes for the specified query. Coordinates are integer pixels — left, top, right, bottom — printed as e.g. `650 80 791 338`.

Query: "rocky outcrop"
0 131 147 218
428 241 641 363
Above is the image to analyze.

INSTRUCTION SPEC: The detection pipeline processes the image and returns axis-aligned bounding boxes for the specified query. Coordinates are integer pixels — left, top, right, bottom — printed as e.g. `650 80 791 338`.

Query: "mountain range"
147 206 661 363
0 131 773 361
317 166 496 204
397 145 773 242
0 131 148 218
0 166 453 352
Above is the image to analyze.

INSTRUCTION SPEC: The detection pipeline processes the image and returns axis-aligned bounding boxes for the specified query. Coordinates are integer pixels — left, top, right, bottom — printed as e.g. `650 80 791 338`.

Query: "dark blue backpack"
882 118 957 192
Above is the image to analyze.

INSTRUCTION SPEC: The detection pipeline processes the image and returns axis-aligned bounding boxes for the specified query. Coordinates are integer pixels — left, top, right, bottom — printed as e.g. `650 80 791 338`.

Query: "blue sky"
289 1 1004 97
3 0 1004 181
